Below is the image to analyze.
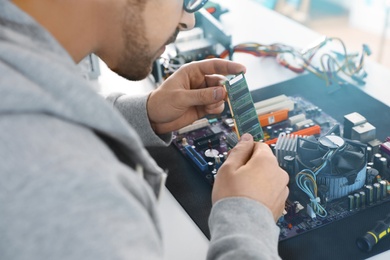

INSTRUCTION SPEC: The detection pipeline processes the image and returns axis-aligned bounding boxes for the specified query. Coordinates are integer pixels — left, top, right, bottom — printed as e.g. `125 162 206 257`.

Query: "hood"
0 0 166 197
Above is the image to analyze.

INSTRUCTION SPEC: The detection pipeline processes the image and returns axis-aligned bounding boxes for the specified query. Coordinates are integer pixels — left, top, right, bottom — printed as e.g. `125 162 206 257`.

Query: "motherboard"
172 94 390 241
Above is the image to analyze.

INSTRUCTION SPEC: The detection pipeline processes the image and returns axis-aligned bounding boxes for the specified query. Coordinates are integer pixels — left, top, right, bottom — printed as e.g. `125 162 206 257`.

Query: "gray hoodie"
0 1 281 259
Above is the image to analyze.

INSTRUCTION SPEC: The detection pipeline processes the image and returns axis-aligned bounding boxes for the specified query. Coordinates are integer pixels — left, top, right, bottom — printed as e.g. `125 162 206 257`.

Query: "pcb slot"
184 145 208 172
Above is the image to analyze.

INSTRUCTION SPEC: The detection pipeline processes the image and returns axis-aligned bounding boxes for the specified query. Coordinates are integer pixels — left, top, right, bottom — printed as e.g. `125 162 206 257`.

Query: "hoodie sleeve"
105 92 172 147
207 197 282 260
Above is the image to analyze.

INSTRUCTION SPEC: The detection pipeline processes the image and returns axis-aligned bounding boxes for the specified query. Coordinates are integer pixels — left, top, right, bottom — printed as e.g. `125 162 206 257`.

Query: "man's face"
101 0 195 81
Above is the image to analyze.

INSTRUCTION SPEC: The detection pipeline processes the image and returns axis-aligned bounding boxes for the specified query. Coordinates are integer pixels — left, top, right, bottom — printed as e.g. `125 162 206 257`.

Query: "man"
0 0 289 259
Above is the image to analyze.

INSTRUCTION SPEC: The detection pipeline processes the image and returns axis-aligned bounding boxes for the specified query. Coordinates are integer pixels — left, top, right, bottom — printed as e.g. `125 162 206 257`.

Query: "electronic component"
288 113 306 125
295 125 367 201
344 112 367 139
175 38 216 62
254 95 295 116
178 118 210 134
258 109 289 127
152 9 232 84
194 133 219 150
351 122 376 143
184 145 208 172
172 95 390 242
294 119 314 130
225 132 239 148
380 138 390 157
224 73 264 141
266 124 321 145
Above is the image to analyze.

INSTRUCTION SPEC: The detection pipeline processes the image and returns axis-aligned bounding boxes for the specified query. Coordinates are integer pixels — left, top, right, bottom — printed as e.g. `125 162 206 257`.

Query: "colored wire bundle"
220 37 371 86
295 150 335 218
160 36 370 86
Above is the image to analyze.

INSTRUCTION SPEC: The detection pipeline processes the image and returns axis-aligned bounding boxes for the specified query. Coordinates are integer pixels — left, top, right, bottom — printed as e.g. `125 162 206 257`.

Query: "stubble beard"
113 2 179 81
112 11 149 80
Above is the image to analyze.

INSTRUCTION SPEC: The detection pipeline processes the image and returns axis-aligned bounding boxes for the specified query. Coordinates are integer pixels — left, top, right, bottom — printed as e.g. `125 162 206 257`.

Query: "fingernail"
240 133 252 142
213 88 223 101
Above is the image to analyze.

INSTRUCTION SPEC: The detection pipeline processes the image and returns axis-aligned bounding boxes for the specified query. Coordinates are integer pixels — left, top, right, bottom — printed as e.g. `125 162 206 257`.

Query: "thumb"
183 87 226 107
225 133 254 170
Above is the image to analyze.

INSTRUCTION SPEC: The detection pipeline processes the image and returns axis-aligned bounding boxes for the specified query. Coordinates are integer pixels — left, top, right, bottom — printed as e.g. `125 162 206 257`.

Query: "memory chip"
224 73 264 141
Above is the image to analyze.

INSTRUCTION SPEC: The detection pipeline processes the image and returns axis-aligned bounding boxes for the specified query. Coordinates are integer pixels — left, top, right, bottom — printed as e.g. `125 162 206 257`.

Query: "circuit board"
224 73 264 141
173 95 338 184
172 95 390 241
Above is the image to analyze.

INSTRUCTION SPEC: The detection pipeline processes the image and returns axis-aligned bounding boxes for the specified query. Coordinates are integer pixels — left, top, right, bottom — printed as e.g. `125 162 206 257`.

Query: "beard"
111 3 152 81
112 3 179 81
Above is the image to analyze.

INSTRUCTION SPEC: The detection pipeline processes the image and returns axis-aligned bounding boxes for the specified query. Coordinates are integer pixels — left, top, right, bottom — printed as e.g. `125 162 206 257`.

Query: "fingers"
212 137 290 222
220 133 254 172
178 86 226 108
204 100 225 115
204 74 228 89
179 59 246 90
184 58 247 77
172 59 246 110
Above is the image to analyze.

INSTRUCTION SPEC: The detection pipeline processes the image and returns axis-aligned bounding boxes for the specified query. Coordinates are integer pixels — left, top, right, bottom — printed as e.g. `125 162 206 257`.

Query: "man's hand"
212 134 289 222
147 59 246 134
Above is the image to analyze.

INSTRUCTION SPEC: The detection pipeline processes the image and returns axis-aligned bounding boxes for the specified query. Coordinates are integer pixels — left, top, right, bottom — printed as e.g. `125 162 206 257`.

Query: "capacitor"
208 161 214 171
218 153 225 163
379 157 388 177
360 191 366 208
181 138 189 146
366 146 373 163
286 127 294 133
380 180 387 199
373 153 382 172
273 130 279 138
204 148 219 162
266 125 273 133
354 193 361 209
348 195 355 211
212 169 217 176
366 168 379 186
365 185 374 205
214 156 221 165
374 183 381 202
223 152 228 161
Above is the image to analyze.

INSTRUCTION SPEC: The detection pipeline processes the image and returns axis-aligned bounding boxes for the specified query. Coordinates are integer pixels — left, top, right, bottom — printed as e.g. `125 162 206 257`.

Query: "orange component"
287 223 293 230
265 125 321 145
206 7 216 14
258 109 289 127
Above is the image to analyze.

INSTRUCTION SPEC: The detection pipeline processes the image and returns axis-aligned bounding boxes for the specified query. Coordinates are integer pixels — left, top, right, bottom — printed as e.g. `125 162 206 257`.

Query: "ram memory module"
224 73 264 141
